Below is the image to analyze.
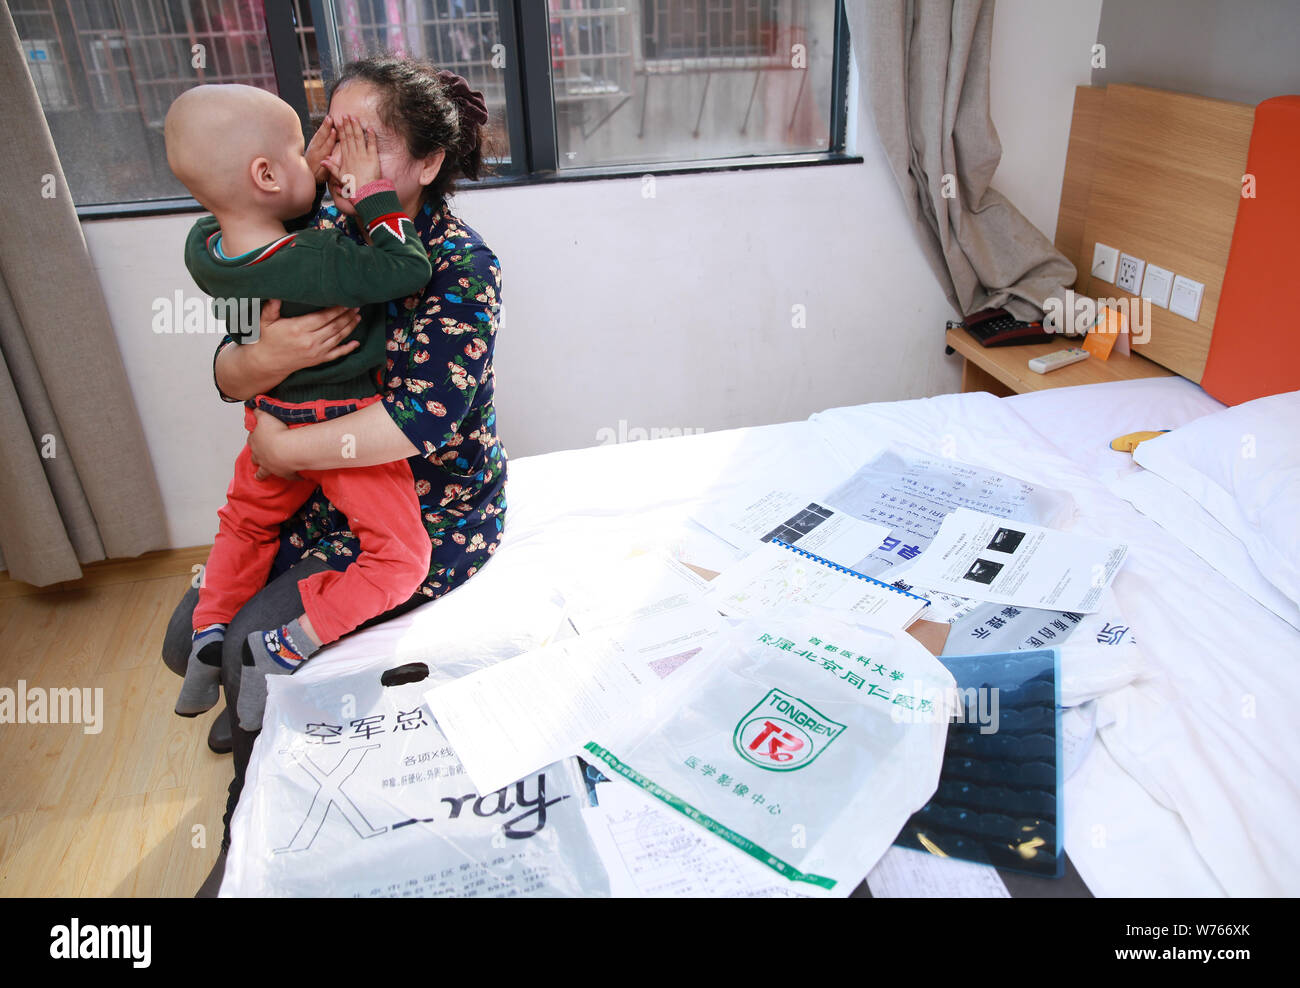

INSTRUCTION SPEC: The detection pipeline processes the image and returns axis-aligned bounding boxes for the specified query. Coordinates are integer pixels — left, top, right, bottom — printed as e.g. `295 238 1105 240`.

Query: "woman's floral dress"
215 194 508 604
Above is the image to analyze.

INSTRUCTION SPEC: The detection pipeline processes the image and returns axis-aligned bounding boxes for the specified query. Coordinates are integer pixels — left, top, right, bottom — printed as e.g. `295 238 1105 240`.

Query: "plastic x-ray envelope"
582 608 956 894
222 661 609 897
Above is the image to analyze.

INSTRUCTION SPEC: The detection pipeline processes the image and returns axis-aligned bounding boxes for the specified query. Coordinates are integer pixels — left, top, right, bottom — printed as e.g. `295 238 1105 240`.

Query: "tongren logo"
733 689 845 772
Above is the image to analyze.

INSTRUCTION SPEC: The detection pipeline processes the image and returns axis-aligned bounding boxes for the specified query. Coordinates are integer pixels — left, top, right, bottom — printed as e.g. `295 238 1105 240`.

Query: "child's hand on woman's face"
305 114 338 185
321 114 383 200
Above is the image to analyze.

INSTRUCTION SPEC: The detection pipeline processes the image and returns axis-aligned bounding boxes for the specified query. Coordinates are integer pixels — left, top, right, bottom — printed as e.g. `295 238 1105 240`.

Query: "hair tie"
436 69 489 128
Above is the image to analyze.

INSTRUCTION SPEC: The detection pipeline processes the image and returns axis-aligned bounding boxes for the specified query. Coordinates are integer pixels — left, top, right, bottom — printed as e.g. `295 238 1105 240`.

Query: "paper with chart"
823 444 1076 581
694 489 891 567
425 603 725 795
582 778 814 898
705 541 929 628
900 507 1127 613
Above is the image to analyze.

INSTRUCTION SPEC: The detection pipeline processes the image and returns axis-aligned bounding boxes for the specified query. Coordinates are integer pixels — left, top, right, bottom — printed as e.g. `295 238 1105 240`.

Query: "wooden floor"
0 551 228 897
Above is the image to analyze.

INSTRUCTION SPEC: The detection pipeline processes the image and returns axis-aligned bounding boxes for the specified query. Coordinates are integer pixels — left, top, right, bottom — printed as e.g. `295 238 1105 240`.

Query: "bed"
224 376 1298 897
223 86 1300 897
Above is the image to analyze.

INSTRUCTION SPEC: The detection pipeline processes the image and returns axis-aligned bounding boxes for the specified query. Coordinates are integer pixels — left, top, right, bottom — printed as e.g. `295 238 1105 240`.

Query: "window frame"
72 0 857 220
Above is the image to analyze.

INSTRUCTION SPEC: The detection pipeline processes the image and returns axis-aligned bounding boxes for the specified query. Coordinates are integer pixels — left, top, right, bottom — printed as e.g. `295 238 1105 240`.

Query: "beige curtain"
847 0 1076 321
0 5 167 586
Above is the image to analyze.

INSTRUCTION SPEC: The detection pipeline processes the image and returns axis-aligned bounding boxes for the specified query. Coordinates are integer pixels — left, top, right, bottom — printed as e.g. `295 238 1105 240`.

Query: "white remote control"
1028 347 1090 374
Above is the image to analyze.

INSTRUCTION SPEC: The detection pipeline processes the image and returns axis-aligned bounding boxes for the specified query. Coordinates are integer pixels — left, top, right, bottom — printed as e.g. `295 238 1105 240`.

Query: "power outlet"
1116 253 1145 294
1141 264 1174 308
1091 242 1120 283
1170 275 1205 321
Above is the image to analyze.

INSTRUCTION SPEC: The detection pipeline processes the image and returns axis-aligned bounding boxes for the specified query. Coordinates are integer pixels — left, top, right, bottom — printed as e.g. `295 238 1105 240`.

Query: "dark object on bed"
892 648 1065 879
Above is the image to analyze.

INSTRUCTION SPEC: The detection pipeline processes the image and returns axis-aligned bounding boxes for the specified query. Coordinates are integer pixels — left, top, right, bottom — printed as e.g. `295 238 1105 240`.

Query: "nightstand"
944 327 1176 397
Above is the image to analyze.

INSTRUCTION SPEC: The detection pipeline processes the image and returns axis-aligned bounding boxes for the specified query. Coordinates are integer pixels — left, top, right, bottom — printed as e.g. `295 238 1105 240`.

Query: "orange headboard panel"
1201 95 1300 405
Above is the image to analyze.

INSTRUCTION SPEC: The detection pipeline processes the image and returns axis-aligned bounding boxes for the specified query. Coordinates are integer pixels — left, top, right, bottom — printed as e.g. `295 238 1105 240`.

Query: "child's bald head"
165 85 314 216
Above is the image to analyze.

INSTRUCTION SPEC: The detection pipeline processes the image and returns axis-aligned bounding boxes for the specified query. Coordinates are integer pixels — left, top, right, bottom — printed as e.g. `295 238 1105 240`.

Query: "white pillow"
1111 469 1300 631
1132 390 1300 608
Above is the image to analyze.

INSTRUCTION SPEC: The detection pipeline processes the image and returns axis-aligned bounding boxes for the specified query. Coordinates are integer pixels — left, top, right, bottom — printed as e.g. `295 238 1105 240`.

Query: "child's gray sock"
175 624 225 717
238 618 319 731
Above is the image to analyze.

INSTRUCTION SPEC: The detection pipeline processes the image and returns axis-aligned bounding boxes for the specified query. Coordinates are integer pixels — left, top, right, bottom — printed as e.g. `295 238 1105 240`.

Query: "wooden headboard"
1055 84 1255 383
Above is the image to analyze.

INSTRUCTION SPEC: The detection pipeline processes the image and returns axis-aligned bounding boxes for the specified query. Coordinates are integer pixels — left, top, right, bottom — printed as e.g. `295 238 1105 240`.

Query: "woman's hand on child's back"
257 298 361 375
216 302 361 402
321 114 383 201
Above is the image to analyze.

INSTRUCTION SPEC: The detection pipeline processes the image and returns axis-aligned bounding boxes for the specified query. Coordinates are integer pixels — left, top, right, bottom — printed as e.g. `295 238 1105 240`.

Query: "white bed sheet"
1002 378 1295 895
263 385 1300 898
815 391 1300 897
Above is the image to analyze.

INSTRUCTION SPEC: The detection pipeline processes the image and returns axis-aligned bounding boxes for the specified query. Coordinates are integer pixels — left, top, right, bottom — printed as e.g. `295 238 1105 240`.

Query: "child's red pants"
192 395 431 644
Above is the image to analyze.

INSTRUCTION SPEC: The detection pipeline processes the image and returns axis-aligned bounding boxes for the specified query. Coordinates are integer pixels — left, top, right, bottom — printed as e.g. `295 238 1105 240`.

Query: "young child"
165 84 433 730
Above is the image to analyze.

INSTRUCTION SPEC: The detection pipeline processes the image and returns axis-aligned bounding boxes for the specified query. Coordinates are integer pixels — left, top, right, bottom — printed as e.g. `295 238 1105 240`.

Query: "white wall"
989 0 1104 241
83 0 1101 551
1092 0 1300 105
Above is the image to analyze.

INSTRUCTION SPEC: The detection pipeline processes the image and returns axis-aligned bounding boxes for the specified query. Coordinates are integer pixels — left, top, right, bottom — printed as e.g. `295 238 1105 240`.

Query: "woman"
161 55 507 895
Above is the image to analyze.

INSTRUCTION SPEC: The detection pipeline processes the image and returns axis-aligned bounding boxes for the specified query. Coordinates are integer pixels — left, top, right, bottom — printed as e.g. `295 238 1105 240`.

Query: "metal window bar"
66 0 135 112
307 0 508 108
546 0 633 103
301 0 519 169
289 0 325 113
10 1 80 111
640 0 800 73
58 0 280 127
296 0 517 159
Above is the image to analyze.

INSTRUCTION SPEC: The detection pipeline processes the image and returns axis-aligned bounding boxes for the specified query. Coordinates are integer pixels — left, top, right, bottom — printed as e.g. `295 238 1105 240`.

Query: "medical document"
582 778 815 898
705 541 929 629
584 778 1008 898
425 603 725 795
694 489 891 567
901 508 1128 613
865 847 1010 898
824 444 1076 579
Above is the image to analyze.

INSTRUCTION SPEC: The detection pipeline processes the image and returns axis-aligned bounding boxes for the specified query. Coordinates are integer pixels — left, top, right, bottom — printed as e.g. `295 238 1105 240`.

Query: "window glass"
13 0 281 206
550 0 838 169
308 0 514 168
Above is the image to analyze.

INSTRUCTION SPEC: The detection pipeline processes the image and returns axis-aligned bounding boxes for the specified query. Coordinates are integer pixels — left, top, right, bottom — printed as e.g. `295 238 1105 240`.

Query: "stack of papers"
417 455 1129 896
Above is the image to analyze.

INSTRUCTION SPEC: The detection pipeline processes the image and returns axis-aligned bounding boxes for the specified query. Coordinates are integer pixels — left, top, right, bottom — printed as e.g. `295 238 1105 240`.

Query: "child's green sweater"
184 185 431 402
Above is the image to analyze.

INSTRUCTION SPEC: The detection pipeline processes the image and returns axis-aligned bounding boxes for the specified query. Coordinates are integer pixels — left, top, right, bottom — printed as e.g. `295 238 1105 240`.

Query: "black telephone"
956 307 1057 347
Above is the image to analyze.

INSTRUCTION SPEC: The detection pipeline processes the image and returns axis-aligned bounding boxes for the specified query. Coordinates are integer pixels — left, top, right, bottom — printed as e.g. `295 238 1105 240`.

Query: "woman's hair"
328 54 491 207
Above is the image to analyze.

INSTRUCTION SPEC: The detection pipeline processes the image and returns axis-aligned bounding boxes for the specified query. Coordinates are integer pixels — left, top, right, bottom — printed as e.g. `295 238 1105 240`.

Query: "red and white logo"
733 689 845 772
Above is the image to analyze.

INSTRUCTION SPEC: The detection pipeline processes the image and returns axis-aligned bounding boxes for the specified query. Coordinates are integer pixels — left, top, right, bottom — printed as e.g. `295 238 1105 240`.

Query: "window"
642 0 783 60
12 0 282 207
14 0 851 214
550 0 840 169
304 0 515 168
